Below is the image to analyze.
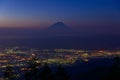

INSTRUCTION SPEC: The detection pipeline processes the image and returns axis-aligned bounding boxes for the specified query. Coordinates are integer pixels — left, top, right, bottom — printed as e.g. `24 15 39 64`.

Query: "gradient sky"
0 0 120 28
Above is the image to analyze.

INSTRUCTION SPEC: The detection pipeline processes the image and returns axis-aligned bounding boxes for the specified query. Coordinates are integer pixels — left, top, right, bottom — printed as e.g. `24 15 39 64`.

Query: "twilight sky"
0 0 120 28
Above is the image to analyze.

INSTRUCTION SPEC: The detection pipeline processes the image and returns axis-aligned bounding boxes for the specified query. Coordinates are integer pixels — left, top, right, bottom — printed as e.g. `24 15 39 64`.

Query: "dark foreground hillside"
2 57 120 80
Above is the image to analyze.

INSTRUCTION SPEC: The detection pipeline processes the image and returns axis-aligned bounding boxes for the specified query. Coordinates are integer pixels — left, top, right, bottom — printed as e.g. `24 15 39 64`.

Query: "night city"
0 0 120 80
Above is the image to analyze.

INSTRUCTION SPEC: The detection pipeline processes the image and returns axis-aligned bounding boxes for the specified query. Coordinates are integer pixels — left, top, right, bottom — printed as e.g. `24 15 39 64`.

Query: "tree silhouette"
24 70 30 80
24 55 41 80
104 57 120 80
39 63 53 80
3 65 18 80
55 64 69 80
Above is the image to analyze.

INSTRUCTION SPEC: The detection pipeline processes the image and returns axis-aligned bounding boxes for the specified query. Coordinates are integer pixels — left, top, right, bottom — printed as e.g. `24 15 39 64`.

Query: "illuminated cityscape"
0 46 119 79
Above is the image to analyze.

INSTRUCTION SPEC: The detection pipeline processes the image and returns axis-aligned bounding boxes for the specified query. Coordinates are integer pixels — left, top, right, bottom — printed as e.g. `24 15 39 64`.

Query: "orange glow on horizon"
0 19 51 28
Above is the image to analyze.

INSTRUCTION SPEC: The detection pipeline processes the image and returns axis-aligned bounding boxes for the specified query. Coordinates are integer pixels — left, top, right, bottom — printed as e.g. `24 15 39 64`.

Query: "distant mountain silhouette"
47 22 70 30
43 22 75 36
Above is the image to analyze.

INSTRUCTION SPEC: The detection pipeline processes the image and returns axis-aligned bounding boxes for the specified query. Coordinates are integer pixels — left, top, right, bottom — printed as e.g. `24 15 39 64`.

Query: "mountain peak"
48 22 69 30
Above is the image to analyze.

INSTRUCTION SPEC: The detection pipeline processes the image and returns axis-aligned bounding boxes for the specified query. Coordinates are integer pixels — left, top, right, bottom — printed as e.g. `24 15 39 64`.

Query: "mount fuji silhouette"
48 22 69 30
42 22 74 36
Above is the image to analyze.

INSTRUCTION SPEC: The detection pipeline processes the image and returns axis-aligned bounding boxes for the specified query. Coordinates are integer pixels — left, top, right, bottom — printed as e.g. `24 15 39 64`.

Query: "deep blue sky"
0 0 120 29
